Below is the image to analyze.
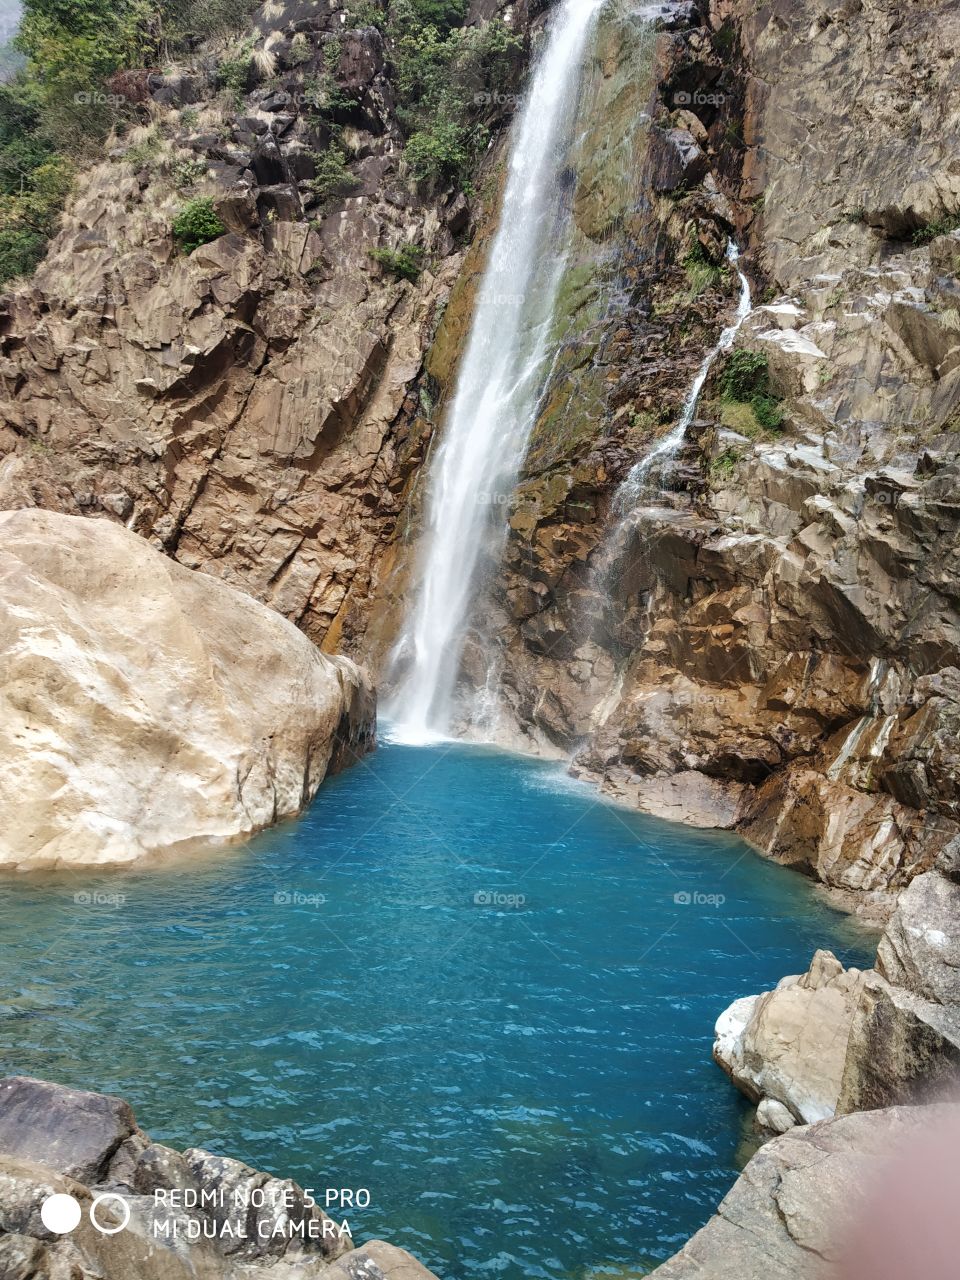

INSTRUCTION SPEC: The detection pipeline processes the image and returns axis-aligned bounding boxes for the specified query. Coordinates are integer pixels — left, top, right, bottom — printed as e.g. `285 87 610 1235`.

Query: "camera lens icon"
90 1192 131 1234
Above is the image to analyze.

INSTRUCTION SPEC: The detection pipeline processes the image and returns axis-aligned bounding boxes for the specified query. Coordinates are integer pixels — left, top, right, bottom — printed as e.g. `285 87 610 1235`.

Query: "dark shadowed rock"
0 1077 136 1184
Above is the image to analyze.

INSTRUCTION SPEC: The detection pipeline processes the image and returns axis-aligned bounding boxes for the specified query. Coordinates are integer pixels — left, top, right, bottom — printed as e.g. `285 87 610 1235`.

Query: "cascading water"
386 0 606 742
615 240 753 508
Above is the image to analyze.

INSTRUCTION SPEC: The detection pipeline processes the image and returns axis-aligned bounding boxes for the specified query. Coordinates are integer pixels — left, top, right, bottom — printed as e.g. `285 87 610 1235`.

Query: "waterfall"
615 240 753 509
386 0 606 742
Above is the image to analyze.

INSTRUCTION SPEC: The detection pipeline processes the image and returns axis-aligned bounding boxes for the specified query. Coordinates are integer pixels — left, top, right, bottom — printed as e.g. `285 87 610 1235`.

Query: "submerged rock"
0 509 374 869
0 1075 439 1280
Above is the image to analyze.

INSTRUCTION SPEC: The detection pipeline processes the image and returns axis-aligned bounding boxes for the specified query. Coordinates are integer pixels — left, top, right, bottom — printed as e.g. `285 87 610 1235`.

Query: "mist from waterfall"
386 0 606 743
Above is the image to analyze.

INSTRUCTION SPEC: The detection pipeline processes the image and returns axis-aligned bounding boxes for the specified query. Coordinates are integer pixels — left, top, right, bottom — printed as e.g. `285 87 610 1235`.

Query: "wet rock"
649 127 710 192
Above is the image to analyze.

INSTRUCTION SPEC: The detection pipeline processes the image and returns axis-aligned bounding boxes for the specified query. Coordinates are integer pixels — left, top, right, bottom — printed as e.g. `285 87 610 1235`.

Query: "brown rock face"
0 0 525 667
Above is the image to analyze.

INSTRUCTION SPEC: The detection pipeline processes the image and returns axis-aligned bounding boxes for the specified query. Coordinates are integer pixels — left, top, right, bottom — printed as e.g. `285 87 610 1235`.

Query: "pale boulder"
0 509 374 869
713 950 866 1125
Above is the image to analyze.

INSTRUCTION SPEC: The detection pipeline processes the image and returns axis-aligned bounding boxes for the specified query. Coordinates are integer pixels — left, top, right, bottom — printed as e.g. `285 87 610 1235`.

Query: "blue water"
0 739 873 1278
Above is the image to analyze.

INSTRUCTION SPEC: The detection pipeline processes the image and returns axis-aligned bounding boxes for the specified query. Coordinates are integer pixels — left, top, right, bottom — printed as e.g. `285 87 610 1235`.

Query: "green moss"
308 145 358 207
913 214 960 245
709 446 741 482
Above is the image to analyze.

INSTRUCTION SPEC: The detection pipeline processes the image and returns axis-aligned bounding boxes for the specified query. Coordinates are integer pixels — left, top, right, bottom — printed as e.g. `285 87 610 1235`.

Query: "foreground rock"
714 870 960 1127
714 950 866 1127
647 1105 960 1280
0 510 374 869
0 1076 438 1280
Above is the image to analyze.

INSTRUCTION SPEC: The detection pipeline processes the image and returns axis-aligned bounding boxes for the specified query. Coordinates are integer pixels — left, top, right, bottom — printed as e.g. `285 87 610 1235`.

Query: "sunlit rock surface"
0 509 373 869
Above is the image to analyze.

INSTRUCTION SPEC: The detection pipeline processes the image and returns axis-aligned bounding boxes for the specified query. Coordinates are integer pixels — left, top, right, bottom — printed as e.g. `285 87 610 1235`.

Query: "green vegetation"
718 349 784 434
308 145 359 207
720 350 767 399
912 213 960 245
682 240 723 299
347 0 387 30
389 3 523 190
709 446 741 483
172 196 225 252
369 243 424 282
216 39 253 105
0 0 261 286
0 0 521 282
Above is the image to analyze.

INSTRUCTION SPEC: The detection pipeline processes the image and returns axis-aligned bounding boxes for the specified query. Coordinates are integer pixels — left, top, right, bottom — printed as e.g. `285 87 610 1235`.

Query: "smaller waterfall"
616 240 753 509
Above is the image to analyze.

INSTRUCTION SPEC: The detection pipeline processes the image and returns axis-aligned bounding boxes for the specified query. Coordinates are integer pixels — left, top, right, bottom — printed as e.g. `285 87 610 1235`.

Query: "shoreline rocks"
0 509 375 871
0 1075 439 1280
713 949 867 1126
647 1104 960 1280
713 872 960 1131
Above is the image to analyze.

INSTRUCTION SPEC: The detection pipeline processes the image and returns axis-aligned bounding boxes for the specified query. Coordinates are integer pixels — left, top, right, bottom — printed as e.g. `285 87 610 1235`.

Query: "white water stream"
387 0 606 741
616 239 753 508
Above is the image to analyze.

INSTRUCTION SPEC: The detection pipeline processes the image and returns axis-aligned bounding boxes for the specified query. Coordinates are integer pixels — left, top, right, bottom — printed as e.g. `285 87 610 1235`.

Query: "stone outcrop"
714 870 960 1127
0 508 373 869
0 1075 439 1280
713 949 867 1127
647 1104 960 1280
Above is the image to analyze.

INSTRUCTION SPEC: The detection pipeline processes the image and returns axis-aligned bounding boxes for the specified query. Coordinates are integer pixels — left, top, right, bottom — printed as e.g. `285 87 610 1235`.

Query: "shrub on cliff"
390 4 522 190
405 119 474 187
172 197 225 253
308 145 359 207
369 243 424 282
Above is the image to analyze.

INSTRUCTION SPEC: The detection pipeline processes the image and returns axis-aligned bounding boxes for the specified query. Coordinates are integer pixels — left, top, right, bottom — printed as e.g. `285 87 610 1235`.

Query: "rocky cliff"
0 0 528 658
6 0 955 915
388 0 960 921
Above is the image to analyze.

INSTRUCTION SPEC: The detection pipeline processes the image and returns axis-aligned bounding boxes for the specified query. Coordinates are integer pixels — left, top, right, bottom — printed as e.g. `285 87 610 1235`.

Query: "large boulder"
714 874 960 1125
0 1076 440 1280
713 950 867 1126
647 1105 960 1280
0 509 375 869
